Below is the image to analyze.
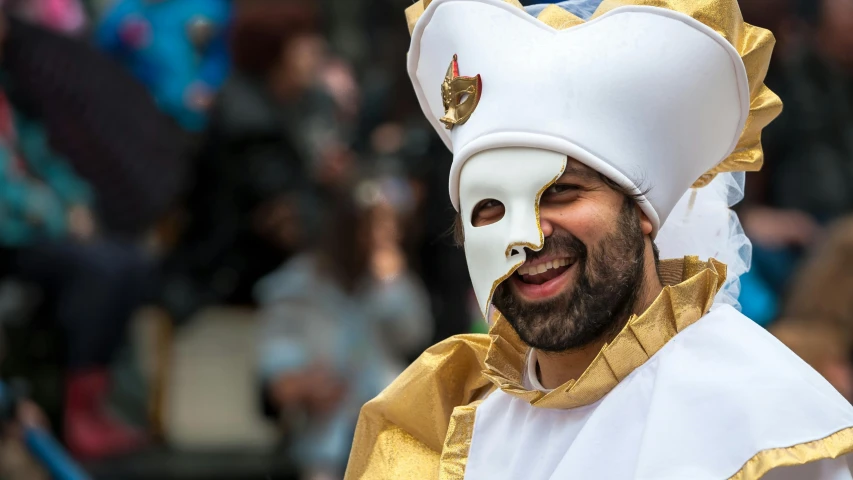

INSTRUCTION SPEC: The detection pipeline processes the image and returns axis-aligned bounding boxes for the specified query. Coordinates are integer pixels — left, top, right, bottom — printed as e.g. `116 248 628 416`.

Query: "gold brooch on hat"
440 54 482 129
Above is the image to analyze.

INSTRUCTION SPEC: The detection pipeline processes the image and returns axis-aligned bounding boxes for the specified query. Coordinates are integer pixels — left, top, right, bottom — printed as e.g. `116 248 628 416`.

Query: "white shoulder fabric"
463 305 853 479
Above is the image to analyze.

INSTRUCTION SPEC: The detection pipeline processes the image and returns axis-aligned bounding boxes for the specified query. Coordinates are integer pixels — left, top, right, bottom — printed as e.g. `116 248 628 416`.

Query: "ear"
636 204 654 236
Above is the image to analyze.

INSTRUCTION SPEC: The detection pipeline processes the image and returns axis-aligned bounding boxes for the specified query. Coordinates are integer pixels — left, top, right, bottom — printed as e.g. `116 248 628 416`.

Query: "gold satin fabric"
438 401 483 480
345 334 494 479
405 2 426 35
729 427 853 480
345 257 723 478
537 4 585 29
403 0 783 188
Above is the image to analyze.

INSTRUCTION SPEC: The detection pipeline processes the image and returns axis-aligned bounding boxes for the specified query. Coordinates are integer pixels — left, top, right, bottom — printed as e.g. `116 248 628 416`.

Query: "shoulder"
664 304 847 392
346 334 494 479
656 304 853 418
639 304 853 478
364 333 494 433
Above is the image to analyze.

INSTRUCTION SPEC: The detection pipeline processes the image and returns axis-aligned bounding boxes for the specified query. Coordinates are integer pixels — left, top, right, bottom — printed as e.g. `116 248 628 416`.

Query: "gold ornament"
440 54 482 130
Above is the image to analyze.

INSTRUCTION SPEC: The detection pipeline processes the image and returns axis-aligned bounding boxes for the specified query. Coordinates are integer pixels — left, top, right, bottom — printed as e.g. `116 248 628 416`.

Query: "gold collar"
482 256 727 409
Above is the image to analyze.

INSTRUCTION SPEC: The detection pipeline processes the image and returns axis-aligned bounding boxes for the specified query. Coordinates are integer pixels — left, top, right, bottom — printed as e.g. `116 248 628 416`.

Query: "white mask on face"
459 147 567 319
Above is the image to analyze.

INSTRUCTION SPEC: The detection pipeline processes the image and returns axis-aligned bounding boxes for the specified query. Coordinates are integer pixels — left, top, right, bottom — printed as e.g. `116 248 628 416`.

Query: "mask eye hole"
471 199 505 227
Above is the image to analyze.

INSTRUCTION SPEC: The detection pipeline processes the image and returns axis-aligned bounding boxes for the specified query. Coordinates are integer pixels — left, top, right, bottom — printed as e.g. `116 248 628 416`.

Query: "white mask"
459 147 566 319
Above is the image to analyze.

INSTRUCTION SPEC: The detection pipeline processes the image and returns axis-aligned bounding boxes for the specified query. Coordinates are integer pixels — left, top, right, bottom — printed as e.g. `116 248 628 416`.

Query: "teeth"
518 257 573 277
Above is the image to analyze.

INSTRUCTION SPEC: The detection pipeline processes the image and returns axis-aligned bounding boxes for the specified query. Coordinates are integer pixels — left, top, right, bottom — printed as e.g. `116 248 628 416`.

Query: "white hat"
405 0 782 316
407 0 780 233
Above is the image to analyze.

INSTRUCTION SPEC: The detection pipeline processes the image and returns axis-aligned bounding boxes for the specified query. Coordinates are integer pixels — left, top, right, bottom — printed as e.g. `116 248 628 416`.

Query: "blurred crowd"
0 0 470 478
0 0 851 478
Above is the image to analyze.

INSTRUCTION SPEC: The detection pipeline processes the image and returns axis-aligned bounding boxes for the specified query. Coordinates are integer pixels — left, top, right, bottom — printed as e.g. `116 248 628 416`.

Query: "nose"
505 201 547 255
539 215 555 238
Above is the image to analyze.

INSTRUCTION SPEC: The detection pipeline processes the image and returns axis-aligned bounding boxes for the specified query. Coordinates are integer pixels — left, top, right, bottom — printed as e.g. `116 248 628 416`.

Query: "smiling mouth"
516 257 575 285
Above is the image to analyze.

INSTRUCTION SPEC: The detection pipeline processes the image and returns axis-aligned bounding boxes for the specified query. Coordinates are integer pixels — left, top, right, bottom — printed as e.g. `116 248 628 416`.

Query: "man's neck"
536 257 664 390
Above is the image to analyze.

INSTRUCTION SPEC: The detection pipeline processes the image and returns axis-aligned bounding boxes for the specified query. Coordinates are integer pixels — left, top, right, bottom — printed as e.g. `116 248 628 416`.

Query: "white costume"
345 0 853 478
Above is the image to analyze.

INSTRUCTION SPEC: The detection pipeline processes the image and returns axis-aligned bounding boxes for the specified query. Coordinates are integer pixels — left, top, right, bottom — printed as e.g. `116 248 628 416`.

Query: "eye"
542 183 581 201
544 184 579 195
471 199 505 227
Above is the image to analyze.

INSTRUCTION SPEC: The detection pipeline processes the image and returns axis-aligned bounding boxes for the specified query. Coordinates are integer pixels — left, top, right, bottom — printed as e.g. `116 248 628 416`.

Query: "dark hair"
317 187 369 292
451 172 659 261
231 1 319 77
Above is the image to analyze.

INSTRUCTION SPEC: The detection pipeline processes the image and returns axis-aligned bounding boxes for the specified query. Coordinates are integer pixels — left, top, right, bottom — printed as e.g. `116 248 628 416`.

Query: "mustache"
524 231 587 262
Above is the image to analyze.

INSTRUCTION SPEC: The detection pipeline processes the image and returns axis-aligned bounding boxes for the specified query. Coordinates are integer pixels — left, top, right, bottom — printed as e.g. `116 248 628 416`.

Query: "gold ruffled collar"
481 256 727 409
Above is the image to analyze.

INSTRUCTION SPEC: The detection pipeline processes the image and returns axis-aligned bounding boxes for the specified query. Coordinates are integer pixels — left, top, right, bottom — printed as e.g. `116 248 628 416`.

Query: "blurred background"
0 0 851 478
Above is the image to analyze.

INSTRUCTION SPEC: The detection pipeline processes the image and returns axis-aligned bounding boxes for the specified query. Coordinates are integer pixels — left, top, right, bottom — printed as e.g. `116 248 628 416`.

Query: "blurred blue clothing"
255 253 432 470
739 267 778 328
741 243 803 328
751 243 802 297
522 0 603 19
0 112 93 247
95 0 232 131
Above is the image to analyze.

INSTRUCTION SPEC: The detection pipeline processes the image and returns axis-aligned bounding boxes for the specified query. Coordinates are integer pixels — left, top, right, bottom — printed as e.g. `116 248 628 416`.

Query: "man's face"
472 159 649 352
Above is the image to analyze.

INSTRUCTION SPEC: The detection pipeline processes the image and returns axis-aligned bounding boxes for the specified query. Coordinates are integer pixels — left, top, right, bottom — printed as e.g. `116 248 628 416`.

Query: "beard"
492 200 647 353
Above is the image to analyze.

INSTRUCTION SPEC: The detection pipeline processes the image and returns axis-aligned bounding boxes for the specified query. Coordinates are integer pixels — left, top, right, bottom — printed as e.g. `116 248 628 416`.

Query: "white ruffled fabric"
656 172 751 310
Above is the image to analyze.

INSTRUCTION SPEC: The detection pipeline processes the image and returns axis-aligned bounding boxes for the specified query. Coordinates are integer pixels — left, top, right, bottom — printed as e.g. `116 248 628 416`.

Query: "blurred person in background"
95 0 232 132
255 179 432 480
365 121 475 339
349 2 475 340
160 0 355 319
0 9 192 238
738 0 853 325
298 0 476 342
781 217 853 343
224 0 354 188
0 89 150 460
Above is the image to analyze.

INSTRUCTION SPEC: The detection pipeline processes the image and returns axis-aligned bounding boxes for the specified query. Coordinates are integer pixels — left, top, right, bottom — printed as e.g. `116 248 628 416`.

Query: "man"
346 0 853 479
